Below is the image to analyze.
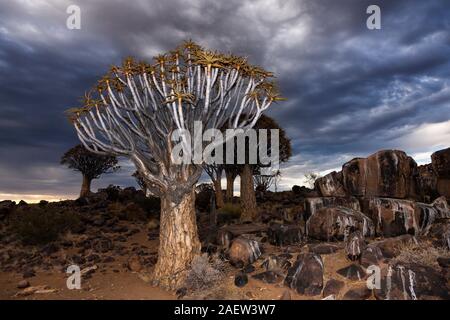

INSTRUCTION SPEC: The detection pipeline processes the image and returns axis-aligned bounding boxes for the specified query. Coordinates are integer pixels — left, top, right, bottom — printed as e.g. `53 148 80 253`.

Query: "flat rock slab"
221 223 268 237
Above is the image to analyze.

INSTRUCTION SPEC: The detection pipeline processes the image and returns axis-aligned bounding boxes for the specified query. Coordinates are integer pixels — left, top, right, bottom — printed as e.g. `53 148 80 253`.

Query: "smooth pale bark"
153 189 201 290
80 175 92 198
213 179 225 208
240 164 258 222
225 172 235 202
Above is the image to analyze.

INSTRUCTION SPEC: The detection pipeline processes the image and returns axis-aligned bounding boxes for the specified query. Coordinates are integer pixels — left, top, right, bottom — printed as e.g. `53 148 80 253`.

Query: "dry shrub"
108 202 147 221
391 241 449 268
10 206 80 245
185 253 226 292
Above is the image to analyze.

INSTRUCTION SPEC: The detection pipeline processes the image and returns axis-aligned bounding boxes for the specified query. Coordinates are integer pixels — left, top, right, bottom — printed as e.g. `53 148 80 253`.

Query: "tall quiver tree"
239 115 291 221
61 144 119 197
67 41 284 289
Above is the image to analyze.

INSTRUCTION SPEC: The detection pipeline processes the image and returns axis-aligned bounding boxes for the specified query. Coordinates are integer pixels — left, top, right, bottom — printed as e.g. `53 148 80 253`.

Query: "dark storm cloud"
0 0 449 199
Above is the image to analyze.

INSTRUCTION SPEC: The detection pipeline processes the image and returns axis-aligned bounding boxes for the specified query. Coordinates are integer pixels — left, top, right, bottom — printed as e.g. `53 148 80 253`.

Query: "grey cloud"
0 0 449 199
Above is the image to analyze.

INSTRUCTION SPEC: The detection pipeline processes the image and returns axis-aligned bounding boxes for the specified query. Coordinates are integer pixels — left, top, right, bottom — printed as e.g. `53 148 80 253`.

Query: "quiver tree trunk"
80 175 92 198
213 179 225 208
225 170 236 202
240 164 258 222
153 189 201 290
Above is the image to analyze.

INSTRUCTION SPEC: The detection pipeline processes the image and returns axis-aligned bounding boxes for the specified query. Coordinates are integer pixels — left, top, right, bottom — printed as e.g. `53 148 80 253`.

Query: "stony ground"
0 187 449 300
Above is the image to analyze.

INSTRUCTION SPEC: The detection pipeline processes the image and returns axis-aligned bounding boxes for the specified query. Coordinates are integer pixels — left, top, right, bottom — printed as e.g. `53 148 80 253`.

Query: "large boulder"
314 171 347 197
431 147 450 178
342 150 417 198
415 164 439 202
429 221 450 250
285 253 324 296
267 223 302 246
375 263 450 300
360 197 449 236
360 198 419 236
431 148 450 199
304 197 361 221
306 206 375 241
228 237 261 268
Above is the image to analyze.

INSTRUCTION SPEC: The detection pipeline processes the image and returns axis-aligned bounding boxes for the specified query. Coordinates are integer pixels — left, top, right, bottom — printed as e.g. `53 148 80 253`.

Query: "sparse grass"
184 253 226 292
391 241 450 268
10 206 81 245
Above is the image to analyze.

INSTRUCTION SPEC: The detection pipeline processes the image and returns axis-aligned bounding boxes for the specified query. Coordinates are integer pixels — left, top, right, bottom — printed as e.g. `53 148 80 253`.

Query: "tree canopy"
61 144 119 179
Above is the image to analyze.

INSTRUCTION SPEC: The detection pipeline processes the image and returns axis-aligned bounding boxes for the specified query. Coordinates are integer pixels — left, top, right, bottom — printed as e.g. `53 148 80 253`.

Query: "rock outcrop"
416 164 439 202
304 197 361 220
360 197 449 237
315 171 346 197
342 150 417 199
306 206 375 241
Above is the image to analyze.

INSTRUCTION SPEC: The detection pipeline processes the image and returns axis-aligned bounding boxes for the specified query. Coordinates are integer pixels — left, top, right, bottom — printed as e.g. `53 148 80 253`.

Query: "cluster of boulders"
216 148 449 300
308 149 450 244
315 148 450 201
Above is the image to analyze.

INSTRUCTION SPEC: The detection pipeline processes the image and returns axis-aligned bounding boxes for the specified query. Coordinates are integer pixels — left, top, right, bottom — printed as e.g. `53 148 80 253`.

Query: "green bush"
10 206 80 245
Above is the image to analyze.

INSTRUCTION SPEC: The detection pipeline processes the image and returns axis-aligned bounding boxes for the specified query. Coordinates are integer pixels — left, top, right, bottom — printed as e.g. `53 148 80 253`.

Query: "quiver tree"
60 144 119 197
203 163 225 208
238 114 292 221
67 41 283 289
224 166 240 202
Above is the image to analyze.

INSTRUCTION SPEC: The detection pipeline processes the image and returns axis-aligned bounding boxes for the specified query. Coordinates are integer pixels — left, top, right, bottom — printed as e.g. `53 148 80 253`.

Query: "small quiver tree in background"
61 144 119 198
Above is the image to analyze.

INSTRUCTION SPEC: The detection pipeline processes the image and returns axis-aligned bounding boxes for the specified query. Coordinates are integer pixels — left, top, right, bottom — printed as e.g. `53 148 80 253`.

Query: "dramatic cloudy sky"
0 0 449 201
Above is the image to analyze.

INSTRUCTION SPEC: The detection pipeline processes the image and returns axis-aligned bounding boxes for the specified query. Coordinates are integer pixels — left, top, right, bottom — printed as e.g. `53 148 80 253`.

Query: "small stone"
127 255 142 272
17 280 30 289
176 287 187 299
242 264 255 274
342 286 372 300
323 279 345 297
234 273 248 287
